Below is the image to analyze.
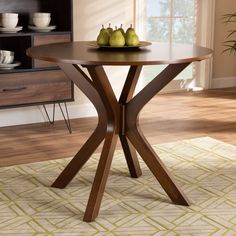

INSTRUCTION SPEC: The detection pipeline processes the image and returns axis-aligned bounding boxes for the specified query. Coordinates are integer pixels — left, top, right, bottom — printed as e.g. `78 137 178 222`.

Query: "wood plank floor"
1 88 236 167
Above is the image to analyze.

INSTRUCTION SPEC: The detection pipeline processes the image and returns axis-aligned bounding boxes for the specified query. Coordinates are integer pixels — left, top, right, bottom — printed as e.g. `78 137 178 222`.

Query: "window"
135 0 215 91
135 0 197 91
145 0 196 44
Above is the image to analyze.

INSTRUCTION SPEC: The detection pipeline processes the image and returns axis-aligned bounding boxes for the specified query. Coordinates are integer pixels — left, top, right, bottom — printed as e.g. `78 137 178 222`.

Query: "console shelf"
0 31 71 37
0 0 74 109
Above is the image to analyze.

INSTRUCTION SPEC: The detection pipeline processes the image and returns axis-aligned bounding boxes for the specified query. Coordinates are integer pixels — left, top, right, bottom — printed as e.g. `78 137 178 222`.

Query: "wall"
0 0 134 127
212 0 236 88
72 0 135 104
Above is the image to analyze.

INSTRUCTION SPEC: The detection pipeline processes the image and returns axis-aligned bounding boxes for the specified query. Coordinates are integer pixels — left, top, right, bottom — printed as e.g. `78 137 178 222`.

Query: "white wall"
0 0 134 127
73 0 134 105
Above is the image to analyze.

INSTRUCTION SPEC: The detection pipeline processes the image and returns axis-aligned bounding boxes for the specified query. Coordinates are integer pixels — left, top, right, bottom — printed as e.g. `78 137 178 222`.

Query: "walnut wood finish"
27 41 212 221
51 64 107 189
33 34 71 68
126 63 191 205
27 41 213 66
83 65 120 221
0 70 72 107
33 35 71 46
119 66 143 178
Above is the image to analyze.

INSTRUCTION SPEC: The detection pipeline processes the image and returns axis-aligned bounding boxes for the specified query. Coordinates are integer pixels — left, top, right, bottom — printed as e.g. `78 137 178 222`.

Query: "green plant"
222 12 236 54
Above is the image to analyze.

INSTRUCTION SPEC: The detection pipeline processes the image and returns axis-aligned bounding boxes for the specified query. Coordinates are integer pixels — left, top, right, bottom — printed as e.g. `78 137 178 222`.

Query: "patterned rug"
0 137 236 235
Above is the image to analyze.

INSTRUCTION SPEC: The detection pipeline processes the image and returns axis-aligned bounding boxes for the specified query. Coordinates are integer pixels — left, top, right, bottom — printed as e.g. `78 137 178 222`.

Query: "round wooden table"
27 41 212 222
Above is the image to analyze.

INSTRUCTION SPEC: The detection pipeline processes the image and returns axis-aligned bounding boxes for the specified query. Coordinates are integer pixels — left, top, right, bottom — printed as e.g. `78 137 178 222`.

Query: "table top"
27 41 213 66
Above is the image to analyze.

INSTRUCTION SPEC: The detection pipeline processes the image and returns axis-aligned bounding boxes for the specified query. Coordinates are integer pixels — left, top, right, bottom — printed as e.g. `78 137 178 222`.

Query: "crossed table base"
50 62 191 222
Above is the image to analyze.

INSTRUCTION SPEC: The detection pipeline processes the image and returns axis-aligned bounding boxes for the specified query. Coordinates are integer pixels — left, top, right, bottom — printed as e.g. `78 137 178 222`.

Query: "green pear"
118 24 125 37
99 25 106 33
125 24 140 46
125 24 136 37
97 25 110 46
126 33 140 46
107 23 113 35
109 28 125 47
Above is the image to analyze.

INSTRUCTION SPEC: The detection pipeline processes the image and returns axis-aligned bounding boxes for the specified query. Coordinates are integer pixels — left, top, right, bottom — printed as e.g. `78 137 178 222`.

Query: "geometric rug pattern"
0 137 236 235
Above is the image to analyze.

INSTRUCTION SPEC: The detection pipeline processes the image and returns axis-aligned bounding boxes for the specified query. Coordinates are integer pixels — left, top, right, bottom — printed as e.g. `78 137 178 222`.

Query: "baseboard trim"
211 76 236 89
0 103 97 128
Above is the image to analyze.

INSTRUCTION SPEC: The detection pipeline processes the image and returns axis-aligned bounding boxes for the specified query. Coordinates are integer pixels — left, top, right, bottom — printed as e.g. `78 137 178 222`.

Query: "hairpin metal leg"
42 102 72 133
43 103 55 124
58 102 72 134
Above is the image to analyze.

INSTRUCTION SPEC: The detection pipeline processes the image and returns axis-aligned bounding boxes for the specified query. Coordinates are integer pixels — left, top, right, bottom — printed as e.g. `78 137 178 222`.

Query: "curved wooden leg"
51 62 192 222
119 134 142 178
81 65 120 221
52 64 108 188
127 126 190 205
84 132 118 222
126 63 191 205
52 123 106 188
119 66 143 178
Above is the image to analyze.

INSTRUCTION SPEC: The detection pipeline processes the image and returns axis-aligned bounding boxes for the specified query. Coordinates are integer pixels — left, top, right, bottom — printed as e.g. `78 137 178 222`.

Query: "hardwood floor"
1 88 236 167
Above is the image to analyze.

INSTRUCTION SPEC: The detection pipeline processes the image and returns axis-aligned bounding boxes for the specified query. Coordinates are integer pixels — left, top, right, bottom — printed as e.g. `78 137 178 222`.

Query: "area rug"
0 137 236 235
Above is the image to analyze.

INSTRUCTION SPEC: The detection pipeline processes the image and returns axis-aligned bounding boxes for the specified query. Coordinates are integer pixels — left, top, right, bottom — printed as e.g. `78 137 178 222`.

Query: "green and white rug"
0 137 236 235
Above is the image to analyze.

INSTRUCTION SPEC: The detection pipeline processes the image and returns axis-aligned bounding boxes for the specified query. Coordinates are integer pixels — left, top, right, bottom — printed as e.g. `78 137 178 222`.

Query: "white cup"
0 50 14 64
1 13 19 28
32 12 51 27
1 13 18 18
33 12 51 18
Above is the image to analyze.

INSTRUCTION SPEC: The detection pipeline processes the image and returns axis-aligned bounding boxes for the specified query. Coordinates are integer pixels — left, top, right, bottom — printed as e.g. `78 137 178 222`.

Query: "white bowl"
33 12 51 17
0 50 14 64
1 13 18 18
1 17 18 28
33 16 51 27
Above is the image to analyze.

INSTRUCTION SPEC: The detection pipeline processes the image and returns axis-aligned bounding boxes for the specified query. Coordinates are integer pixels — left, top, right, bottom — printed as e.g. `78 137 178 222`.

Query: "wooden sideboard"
0 0 74 109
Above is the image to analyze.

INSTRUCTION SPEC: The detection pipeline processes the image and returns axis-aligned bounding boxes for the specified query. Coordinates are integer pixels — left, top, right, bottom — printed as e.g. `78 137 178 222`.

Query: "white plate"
28 25 56 32
0 61 21 70
0 26 23 33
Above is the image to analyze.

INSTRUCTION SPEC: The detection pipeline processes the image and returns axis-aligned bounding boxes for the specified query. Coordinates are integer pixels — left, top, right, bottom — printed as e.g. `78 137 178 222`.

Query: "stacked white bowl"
33 13 51 28
1 13 19 28
0 50 14 64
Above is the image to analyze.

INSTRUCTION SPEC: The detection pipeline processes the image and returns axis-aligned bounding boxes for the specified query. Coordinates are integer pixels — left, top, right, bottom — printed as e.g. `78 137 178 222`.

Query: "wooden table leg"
126 63 191 206
119 66 143 178
82 65 120 221
84 132 118 222
119 135 141 178
51 64 107 188
51 64 147 221
52 62 191 222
